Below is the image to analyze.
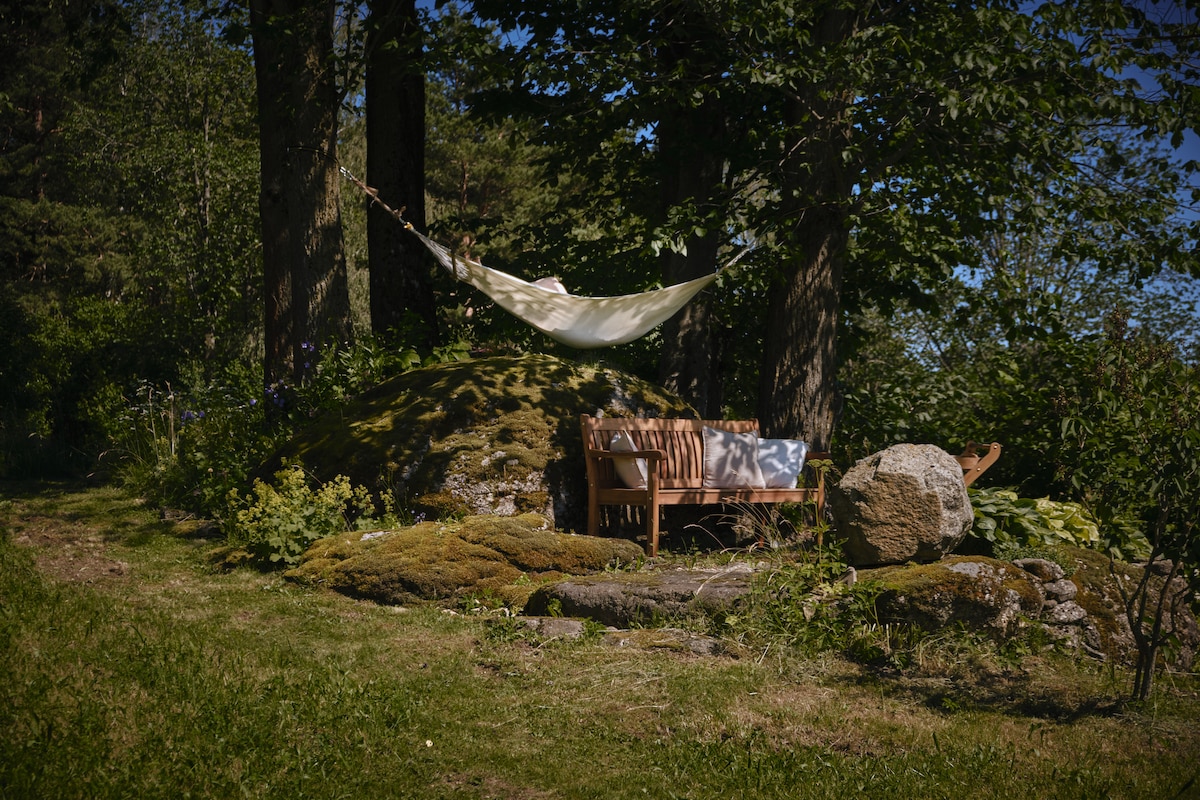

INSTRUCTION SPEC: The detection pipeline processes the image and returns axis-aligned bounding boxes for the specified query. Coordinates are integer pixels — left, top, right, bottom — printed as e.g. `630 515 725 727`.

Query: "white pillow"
531 276 568 294
608 430 647 489
757 438 809 488
702 427 766 489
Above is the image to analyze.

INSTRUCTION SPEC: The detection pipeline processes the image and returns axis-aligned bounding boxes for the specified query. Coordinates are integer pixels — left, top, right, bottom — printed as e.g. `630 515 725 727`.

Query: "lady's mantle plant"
226 464 384 567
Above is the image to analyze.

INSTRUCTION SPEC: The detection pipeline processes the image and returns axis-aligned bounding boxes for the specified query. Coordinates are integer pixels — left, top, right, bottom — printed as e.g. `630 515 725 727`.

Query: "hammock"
336 166 723 349
410 229 719 349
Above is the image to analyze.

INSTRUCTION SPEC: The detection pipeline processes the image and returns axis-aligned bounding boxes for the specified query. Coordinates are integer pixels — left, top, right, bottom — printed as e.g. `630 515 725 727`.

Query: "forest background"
2 0 1199 588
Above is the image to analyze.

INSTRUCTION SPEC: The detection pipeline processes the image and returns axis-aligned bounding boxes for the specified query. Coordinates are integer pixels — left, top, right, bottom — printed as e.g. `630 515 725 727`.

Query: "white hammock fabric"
412 230 718 349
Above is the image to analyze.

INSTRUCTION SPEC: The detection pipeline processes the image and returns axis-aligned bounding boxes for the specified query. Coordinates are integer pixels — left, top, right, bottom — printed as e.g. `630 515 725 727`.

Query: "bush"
966 486 1151 561
111 337 427 521
225 464 389 568
112 365 275 520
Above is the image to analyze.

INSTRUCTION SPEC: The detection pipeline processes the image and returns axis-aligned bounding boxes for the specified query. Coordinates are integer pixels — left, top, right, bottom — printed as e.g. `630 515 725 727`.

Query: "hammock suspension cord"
339 166 746 349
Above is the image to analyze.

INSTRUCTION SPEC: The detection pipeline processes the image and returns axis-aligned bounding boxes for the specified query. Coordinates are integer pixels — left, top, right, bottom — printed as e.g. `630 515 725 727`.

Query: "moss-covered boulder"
867 556 1045 636
864 547 1199 666
1057 546 1198 668
262 354 693 532
286 513 644 608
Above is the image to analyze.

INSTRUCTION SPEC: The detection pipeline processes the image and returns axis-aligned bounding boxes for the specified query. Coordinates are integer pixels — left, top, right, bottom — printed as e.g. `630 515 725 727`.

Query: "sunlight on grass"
1 484 1197 799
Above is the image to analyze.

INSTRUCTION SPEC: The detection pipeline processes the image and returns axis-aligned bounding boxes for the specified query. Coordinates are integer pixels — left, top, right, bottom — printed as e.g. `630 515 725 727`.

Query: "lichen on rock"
259 354 693 532
867 556 1045 636
829 443 974 566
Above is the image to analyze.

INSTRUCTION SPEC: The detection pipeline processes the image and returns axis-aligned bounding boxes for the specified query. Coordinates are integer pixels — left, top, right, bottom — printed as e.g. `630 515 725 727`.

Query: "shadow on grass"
838 662 1128 722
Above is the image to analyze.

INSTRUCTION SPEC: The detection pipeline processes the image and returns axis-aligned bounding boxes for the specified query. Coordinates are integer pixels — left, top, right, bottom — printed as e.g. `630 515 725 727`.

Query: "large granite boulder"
829 444 973 566
260 354 692 533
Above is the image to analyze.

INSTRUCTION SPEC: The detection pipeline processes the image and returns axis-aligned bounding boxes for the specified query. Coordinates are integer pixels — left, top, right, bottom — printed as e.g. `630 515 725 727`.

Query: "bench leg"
646 499 660 557
587 494 600 537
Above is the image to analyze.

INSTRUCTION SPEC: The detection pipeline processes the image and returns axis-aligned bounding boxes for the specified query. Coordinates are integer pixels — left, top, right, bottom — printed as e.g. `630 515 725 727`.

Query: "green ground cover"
2 483 1197 799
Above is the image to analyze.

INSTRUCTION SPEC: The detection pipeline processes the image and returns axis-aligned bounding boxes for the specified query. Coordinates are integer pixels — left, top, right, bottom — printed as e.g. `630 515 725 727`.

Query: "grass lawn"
2 482 1197 799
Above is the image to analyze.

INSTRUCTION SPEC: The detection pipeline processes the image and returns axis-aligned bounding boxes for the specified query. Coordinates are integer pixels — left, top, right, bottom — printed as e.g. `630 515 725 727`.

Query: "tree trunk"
250 0 351 390
365 0 438 350
654 12 727 417
657 217 721 417
756 10 857 449
757 205 847 449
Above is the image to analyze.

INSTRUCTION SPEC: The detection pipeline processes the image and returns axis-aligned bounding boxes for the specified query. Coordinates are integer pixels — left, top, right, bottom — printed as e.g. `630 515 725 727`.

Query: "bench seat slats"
581 414 825 556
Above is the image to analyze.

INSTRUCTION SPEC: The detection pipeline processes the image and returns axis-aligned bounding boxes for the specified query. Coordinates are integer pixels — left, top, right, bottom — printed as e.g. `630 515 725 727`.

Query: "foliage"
279 334 422 422
464 0 1199 443
965 486 1151 562
0 0 261 477
111 364 274 519
109 332 475 524
719 546 1025 675
1053 310 1200 700
721 545 879 654
225 464 387 567
838 167 1200 496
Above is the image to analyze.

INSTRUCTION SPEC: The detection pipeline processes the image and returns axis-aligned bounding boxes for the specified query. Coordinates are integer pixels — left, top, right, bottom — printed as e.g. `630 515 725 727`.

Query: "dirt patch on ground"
9 514 131 584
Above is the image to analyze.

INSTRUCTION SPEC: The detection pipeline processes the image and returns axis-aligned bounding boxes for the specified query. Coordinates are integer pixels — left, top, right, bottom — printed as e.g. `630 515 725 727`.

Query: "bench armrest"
586 447 666 462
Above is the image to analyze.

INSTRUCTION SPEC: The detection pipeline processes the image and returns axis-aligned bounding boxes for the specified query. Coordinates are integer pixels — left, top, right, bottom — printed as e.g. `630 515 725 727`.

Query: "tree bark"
656 128 723 416
250 0 351 389
365 0 438 350
757 200 848 450
756 9 857 449
654 7 728 417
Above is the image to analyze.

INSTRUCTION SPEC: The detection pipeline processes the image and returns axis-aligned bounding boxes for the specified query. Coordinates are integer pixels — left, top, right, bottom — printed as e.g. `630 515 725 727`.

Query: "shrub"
225 465 385 567
112 367 275 520
1052 311 1200 700
965 487 1151 562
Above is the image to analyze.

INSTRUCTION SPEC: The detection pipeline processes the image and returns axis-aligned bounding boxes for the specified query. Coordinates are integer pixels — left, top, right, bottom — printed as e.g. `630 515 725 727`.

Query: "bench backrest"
580 414 759 489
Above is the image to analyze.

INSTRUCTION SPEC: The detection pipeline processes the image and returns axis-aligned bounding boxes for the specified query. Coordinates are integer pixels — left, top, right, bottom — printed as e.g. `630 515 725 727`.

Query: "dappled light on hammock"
412 230 719 349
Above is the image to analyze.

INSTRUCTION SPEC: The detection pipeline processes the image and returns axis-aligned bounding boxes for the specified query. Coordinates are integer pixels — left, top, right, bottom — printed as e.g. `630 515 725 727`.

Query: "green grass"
2 483 1198 799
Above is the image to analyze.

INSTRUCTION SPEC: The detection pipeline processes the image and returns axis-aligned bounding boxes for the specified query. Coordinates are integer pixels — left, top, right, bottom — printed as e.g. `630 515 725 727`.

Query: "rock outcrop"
261 354 693 533
286 513 643 608
523 562 758 627
870 556 1046 636
829 444 973 566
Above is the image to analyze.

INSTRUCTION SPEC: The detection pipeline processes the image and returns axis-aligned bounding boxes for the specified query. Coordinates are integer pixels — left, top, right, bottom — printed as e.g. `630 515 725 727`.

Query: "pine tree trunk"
250 0 351 389
365 0 437 350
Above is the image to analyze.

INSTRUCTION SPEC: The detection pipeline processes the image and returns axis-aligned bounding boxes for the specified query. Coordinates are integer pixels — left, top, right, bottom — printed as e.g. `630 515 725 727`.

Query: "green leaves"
1048 310 1200 698
964 486 1151 556
227 464 381 569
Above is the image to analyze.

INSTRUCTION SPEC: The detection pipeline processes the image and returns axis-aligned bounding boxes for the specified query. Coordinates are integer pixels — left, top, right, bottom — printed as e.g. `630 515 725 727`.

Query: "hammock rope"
340 166 735 349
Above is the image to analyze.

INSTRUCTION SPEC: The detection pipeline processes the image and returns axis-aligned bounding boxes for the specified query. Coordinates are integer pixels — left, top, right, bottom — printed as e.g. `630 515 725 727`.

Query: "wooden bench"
581 414 827 556
953 441 1002 487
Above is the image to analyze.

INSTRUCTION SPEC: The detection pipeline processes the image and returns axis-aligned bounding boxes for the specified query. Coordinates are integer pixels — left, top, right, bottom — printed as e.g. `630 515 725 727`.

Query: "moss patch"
285 513 644 609
864 556 1043 634
261 354 693 532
